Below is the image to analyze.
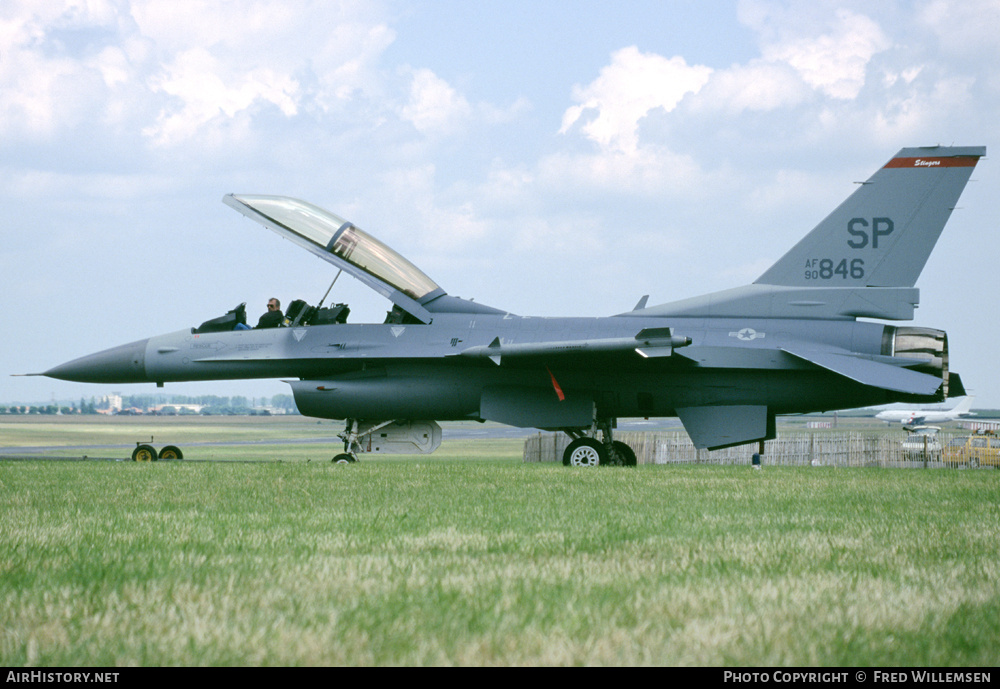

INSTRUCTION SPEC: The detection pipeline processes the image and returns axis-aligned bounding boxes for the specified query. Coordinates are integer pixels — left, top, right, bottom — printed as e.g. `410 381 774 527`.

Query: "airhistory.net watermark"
6 672 119 683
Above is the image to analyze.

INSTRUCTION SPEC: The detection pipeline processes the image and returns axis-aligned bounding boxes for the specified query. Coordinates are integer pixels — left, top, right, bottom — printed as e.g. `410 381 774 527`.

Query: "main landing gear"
333 419 397 463
562 418 637 467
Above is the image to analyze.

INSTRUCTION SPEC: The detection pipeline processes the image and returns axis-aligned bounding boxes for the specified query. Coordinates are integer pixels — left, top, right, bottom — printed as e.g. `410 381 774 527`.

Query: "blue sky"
2 0 998 407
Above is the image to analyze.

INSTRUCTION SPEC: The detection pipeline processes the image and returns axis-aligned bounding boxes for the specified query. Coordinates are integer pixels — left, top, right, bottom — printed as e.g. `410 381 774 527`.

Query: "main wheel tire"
612 440 637 466
969 456 980 468
132 444 158 462
158 445 183 460
332 453 356 464
563 438 605 467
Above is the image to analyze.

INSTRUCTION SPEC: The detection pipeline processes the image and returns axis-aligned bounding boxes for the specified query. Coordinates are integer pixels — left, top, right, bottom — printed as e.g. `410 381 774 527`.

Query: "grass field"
1 418 999 666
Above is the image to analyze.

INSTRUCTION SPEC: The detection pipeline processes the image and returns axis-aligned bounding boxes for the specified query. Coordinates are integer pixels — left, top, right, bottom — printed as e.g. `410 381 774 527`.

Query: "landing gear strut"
334 419 364 463
561 417 636 467
333 419 398 463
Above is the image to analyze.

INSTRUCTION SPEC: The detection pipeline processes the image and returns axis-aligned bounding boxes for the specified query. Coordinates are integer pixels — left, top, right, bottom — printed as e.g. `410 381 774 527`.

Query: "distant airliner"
875 396 976 425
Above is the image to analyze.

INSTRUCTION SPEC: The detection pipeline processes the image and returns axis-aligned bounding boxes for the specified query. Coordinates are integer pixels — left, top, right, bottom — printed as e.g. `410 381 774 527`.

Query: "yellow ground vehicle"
942 432 1000 468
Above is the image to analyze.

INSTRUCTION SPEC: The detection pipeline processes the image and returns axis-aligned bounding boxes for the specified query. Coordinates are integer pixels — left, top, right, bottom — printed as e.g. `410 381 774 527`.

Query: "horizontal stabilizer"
949 373 967 398
676 405 776 450
780 347 941 396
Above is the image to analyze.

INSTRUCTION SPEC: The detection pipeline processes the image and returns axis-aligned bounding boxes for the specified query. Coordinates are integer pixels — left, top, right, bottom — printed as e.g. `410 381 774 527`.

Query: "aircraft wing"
780 346 942 396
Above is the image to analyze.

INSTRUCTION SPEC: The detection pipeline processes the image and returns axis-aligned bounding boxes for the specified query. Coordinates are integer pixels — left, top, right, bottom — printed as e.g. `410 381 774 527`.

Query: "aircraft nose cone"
44 338 150 383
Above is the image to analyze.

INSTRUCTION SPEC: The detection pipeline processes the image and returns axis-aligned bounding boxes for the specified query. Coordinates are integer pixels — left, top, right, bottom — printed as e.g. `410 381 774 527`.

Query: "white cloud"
695 60 809 113
0 1 128 138
136 2 399 145
377 165 489 251
399 68 473 136
132 0 398 105
691 8 888 116
0 0 398 147
537 147 709 199
399 69 530 139
129 0 299 54
478 96 532 126
752 8 890 100
881 66 923 89
871 74 975 142
918 0 1000 60
559 46 712 155
315 23 397 103
143 48 300 146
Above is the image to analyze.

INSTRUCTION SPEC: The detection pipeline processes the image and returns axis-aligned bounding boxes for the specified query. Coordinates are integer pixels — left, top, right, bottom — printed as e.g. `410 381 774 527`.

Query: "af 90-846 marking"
804 257 865 280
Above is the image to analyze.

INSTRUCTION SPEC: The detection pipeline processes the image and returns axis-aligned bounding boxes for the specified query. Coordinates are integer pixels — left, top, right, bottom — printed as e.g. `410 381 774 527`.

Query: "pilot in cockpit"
255 298 284 329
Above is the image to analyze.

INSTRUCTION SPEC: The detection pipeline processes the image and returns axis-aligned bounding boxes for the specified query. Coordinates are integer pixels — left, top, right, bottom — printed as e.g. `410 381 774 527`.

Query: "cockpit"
193 299 351 334
191 194 504 334
225 195 444 310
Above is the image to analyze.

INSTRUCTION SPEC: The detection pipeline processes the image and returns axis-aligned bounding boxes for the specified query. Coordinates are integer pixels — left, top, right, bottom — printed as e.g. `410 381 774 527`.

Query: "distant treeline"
0 393 299 415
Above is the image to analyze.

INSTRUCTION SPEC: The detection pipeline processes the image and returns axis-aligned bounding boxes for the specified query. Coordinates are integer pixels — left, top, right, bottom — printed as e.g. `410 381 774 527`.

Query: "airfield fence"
523 430 974 468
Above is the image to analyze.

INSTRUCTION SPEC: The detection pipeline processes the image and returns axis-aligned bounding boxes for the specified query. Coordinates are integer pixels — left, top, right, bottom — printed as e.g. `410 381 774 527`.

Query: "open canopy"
223 194 444 322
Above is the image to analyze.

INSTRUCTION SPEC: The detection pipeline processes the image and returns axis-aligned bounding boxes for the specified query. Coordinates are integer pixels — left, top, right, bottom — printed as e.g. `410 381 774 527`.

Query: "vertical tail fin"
639 145 985 320
756 146 985 288
952 396 974 414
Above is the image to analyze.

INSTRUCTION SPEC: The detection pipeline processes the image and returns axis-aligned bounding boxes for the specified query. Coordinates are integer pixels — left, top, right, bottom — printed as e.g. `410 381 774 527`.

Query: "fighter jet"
39 145 985 465
875 396 976 426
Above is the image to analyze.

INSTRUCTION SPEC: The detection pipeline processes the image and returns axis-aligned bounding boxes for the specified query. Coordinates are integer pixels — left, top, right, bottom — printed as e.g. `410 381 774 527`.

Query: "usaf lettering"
847 217 894 249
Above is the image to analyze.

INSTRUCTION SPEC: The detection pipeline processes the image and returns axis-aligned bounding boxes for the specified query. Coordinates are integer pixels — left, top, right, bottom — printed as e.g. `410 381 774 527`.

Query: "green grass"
1 458 998 666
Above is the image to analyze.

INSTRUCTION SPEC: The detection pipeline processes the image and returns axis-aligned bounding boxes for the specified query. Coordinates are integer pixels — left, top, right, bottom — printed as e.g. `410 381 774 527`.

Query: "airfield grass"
1 453 998 666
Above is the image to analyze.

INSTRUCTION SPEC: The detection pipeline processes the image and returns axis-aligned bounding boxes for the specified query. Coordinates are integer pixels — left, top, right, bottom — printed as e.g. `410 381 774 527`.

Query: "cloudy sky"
3 0 998 408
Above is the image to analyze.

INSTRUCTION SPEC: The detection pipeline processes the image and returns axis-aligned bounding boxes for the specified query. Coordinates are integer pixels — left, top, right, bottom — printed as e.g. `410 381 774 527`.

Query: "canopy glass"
227 195 441 301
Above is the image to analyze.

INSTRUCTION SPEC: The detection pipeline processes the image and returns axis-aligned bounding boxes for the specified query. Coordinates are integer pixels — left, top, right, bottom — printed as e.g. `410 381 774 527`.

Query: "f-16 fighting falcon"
38 146 985 466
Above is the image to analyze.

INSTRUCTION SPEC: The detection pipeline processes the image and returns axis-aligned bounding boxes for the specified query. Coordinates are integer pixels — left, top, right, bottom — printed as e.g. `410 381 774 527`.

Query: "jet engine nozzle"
884 327 950 399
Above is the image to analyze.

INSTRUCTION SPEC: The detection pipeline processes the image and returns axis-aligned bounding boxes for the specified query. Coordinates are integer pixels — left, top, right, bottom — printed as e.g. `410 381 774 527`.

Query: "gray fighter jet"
40 146 985 465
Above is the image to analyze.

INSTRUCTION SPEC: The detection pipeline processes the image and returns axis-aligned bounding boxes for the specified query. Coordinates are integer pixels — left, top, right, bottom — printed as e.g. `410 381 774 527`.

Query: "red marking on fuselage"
546 366 566 402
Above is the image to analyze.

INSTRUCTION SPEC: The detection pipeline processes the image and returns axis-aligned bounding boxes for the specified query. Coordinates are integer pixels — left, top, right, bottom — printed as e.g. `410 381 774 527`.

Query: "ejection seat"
193 303 247 333
283 300 351 327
